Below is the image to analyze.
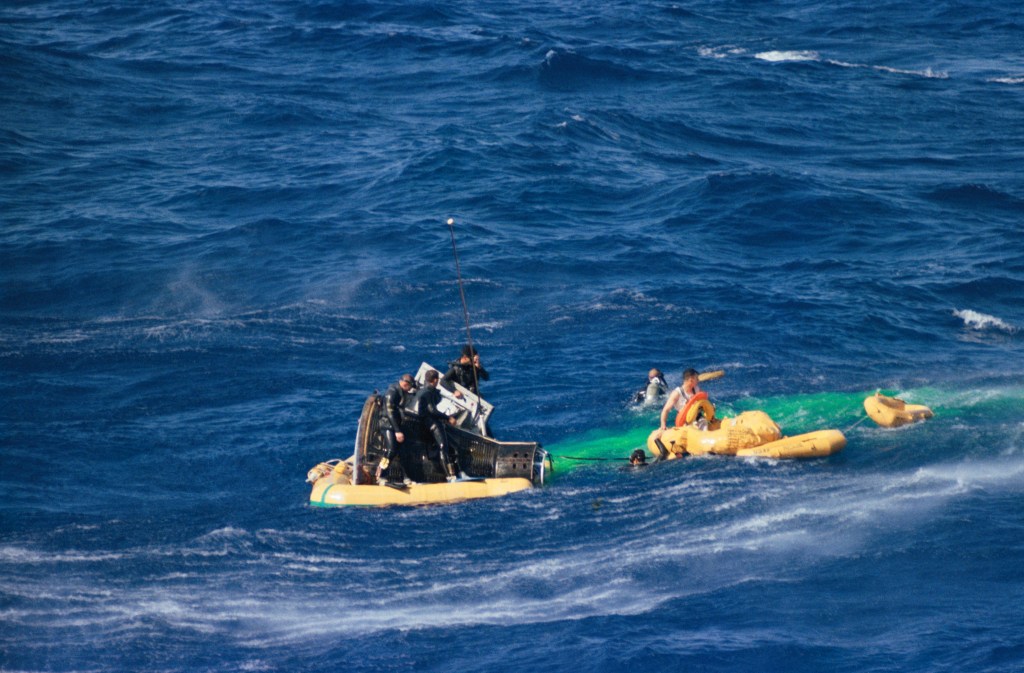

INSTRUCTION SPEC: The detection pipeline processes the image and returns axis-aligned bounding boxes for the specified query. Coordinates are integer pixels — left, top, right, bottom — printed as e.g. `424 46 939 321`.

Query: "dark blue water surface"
3 1 1024 671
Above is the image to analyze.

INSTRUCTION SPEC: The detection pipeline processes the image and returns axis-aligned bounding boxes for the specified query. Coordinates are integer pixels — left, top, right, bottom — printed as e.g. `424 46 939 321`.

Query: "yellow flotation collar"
675 391 716 427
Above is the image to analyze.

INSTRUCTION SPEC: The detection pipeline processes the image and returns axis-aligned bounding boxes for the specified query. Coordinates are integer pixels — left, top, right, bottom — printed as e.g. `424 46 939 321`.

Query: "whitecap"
755 50 819 63
953 308 1017 333
988 76 1024 84
469 320 506 332
698 46 727 59
698 45 744 59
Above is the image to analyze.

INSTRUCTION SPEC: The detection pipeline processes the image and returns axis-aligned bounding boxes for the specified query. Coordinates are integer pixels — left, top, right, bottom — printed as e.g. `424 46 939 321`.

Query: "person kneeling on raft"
375 373 417 484
656 368 709 437
409 368 464 482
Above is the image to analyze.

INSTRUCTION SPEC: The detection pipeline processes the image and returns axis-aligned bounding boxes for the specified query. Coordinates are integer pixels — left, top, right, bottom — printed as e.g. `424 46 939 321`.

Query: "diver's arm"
440 367 458 392
428 389 453 423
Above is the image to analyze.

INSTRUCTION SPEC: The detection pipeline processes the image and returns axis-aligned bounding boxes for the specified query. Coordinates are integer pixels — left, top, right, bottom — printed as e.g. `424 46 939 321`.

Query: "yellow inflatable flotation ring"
648 410 845 460
675 391 716 427
863 393 933 428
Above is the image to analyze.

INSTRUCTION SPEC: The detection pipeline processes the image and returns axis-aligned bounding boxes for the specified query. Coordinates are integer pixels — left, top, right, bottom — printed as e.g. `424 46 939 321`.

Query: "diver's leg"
375 428 398 483
430 422 457 480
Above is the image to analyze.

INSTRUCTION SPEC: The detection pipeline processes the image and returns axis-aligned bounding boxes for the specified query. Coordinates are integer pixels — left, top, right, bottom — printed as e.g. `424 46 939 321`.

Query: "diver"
632 368 668 405
614 446 647 473
628 449 648 467
442 344 489 396
656 368 706 437
375 373 416 485
410 369 463 481
617 449 650 472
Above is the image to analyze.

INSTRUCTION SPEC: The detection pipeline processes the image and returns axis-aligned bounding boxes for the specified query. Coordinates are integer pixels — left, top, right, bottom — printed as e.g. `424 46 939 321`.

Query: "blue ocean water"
2 1 1024 671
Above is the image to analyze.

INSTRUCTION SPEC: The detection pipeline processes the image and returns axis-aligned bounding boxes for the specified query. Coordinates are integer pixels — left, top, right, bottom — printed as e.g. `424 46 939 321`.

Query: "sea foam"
755 50 819 62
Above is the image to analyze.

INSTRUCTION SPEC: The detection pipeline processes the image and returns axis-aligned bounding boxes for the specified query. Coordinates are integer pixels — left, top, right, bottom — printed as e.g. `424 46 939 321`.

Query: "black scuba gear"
377 382 413 479
411 384 447 422
442 360 489 395
382 382 409 430
410 385 458 478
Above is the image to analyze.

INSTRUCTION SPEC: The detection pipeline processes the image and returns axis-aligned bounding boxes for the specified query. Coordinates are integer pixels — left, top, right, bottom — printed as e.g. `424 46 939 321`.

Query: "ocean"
2 1 1023 671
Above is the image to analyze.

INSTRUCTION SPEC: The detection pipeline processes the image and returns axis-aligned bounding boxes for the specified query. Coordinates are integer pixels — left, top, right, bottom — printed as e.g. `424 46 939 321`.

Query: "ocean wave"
539 49 653 89
953 309 1018 333
753 49 948 78
828 60 949 79
0 546 126 564
924 183 1024 213
988 75 1024 84
553 112 624 145
194 526 250 542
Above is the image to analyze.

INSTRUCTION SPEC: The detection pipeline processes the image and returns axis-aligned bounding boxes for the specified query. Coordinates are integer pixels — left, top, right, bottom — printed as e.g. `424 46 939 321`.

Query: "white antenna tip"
447 218 455 225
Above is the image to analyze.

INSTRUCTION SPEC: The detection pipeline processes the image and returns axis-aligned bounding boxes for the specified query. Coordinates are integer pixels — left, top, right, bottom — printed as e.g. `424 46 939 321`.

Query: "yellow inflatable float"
647 410 846 460
863 393 933 428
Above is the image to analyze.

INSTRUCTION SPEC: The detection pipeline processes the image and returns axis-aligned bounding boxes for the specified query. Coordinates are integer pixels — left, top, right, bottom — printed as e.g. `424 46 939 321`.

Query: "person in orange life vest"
656 368 704 438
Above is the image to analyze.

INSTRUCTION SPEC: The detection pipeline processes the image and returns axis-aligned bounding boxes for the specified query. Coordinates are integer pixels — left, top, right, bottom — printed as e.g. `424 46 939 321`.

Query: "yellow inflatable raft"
647 410 846 460
863 393 933 428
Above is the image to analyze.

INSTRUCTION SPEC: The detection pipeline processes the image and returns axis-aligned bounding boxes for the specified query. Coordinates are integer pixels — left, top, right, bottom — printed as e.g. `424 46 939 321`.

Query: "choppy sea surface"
3 1 1024 671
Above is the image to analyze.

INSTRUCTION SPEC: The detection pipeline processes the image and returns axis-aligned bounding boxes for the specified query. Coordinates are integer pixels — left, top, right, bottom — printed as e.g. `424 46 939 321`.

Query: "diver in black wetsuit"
629 449 648 467
619 449 650 472
442 345 489 396
411 369 462 481
375 373 416 484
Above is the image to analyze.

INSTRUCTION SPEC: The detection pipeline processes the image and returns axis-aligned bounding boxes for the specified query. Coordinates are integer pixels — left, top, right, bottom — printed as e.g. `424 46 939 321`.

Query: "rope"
551 454 630 462
842 415 870 434
447 218 479 396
